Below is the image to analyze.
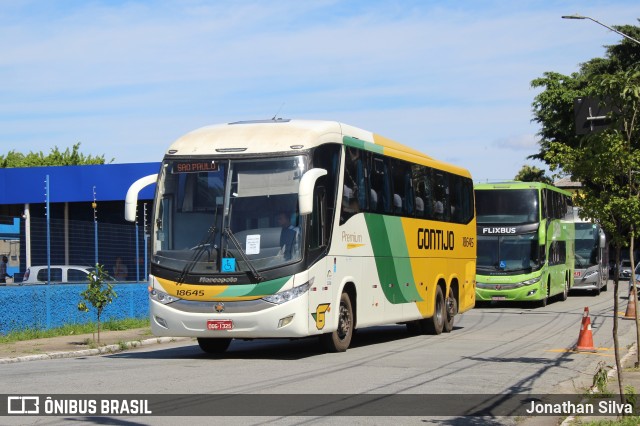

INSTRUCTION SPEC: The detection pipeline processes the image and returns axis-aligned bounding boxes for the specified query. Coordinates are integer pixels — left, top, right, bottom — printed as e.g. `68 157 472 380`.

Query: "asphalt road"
1 280 638 425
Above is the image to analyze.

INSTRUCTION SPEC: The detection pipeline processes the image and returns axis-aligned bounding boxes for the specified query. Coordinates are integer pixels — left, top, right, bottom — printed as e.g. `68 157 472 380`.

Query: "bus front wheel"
197 337 232 354
320 291 354 352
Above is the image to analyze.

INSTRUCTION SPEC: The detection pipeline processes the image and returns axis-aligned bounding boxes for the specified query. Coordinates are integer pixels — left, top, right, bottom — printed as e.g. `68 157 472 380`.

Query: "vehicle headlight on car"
149 288 181 305
262 282 310 304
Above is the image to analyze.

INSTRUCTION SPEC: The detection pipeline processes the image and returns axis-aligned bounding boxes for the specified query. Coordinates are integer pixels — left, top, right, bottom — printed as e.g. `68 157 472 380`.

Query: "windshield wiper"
177 225 218 284
223 228 264 283
177 207 220 284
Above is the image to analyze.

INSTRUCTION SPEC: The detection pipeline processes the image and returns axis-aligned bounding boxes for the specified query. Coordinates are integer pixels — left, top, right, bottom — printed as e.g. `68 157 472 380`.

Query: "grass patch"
0 318 150 344
575 417 640 425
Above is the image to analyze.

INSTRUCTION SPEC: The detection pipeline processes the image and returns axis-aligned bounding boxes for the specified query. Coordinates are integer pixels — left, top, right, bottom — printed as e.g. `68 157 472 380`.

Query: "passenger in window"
370 189 378 211
393 194 402 214
277 212 299 261
415 196 424 217
434 200 444 220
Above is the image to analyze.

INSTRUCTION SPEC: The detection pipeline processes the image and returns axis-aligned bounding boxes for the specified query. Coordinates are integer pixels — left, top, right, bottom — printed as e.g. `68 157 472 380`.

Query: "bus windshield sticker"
222 258 236 272
245 235 261 255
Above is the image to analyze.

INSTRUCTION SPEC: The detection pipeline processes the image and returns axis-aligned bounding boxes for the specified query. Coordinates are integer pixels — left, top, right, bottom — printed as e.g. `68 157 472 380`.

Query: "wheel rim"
435 293 444 326
337 301 351 341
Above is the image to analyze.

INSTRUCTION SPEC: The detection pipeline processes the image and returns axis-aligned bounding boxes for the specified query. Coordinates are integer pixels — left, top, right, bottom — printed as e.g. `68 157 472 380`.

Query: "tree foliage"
0 142 111 168
514 165 552 183
530 21 640 399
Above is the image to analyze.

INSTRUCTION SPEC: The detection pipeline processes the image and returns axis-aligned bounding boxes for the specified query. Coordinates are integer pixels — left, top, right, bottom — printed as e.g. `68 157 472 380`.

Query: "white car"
619 260 633 280
19 265 116 285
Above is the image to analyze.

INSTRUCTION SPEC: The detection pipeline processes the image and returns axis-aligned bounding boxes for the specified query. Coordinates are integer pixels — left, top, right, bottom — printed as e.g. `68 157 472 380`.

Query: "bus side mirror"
125 174 158 222
599 233 606 249
299 168 327 215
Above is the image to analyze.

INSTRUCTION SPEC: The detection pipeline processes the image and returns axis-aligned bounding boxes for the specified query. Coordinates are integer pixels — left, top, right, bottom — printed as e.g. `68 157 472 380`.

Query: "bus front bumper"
149 293 311 339
475 282 544 302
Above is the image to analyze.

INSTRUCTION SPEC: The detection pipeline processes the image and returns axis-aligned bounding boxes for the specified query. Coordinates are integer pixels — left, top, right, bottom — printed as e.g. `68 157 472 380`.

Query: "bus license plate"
491 296 506 301
207 320 233 331
574 271 582 277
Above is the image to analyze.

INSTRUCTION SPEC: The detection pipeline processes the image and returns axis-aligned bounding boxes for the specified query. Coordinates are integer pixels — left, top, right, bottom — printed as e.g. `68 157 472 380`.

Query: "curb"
560 342 639 426
0 336 192 364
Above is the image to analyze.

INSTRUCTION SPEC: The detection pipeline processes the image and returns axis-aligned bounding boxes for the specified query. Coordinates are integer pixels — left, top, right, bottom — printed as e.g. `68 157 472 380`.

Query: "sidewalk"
0 327 191 363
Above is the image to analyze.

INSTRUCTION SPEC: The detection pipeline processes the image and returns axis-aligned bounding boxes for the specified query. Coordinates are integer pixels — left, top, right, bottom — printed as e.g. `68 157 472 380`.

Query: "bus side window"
433 171 449 221
341 147 367 223
313 143 341 233
370 155 392 214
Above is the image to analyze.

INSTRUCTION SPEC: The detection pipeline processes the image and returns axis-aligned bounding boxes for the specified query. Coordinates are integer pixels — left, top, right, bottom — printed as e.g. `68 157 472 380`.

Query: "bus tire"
424 286 445 335
559 275 569 301
444 293 457 333
320 291 354 352
537 281 550 308
197 337 232 354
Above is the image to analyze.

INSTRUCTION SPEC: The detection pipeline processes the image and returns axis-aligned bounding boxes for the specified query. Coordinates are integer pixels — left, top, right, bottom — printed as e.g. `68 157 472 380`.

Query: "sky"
1 0 640 182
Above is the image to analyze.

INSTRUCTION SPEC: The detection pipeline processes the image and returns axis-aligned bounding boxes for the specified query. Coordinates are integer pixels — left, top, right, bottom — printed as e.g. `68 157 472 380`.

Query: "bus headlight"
520 276 541 286
583 270 597 280
263 283 310 304
149 288 181 305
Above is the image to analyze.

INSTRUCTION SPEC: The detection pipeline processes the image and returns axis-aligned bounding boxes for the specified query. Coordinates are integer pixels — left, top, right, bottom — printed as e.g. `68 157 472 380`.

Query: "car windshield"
152 155 307 276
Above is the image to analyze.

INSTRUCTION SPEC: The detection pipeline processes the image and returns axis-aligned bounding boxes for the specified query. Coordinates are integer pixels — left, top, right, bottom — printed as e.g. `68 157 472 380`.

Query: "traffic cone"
624 286 638 319
575 307 596 352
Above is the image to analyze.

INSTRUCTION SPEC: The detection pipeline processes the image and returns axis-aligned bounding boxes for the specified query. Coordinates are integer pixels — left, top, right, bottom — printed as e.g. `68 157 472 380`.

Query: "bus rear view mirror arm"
125 174 158 222
298 168 327 215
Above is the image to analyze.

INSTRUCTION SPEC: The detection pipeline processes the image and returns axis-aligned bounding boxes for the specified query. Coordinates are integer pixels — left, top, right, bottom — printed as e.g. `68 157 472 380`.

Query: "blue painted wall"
0 283 148 334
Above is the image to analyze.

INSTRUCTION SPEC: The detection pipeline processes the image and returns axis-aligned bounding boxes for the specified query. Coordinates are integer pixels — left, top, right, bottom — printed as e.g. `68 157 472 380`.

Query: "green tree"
530 23 640 400
77 264 117 344
0 142 112 168
514 165 552 183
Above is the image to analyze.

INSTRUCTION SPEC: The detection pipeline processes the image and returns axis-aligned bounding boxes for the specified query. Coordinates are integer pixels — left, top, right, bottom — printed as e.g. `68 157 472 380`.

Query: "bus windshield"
575 223 599 268
476 232 541 274
476 189 539 224
152 155 307 275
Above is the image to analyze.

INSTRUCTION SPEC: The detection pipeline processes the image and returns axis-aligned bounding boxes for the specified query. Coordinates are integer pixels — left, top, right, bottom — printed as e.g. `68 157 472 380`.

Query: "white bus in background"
572 209 608 295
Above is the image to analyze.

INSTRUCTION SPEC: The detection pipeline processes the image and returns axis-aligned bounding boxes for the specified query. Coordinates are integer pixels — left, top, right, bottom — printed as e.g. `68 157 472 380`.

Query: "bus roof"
166 119 472 178
474 180 571 195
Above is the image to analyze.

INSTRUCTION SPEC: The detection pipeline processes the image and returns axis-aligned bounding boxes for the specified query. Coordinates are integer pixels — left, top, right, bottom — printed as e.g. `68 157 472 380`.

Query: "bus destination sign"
172 161 219 174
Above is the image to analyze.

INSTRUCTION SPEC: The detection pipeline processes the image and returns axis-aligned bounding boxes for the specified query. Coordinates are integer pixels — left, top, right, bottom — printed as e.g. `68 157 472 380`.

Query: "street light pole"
562 14 640 46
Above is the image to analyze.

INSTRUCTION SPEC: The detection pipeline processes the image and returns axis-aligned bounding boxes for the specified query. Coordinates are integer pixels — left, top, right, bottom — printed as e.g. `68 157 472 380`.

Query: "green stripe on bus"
365 214 409 304
343 136 384 154
384 216 422 303
220 276 290 297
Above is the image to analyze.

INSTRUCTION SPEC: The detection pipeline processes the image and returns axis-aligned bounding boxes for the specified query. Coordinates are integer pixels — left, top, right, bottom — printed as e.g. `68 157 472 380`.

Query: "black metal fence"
3 214 150 283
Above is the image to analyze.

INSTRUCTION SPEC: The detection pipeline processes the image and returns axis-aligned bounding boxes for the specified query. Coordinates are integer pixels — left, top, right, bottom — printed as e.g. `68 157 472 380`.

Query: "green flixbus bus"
125 119 477 353
475 181 575 307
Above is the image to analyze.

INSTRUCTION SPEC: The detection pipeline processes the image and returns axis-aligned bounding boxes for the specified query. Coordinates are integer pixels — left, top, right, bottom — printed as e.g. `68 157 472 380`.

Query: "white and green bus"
125 119 476 353
475 181 575 307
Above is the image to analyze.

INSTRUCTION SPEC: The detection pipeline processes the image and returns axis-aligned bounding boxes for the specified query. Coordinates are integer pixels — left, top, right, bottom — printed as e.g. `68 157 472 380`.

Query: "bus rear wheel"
444 293 457 333
558 275 569 301
320 291 354 352
197 337 232 354
424 286 445 335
